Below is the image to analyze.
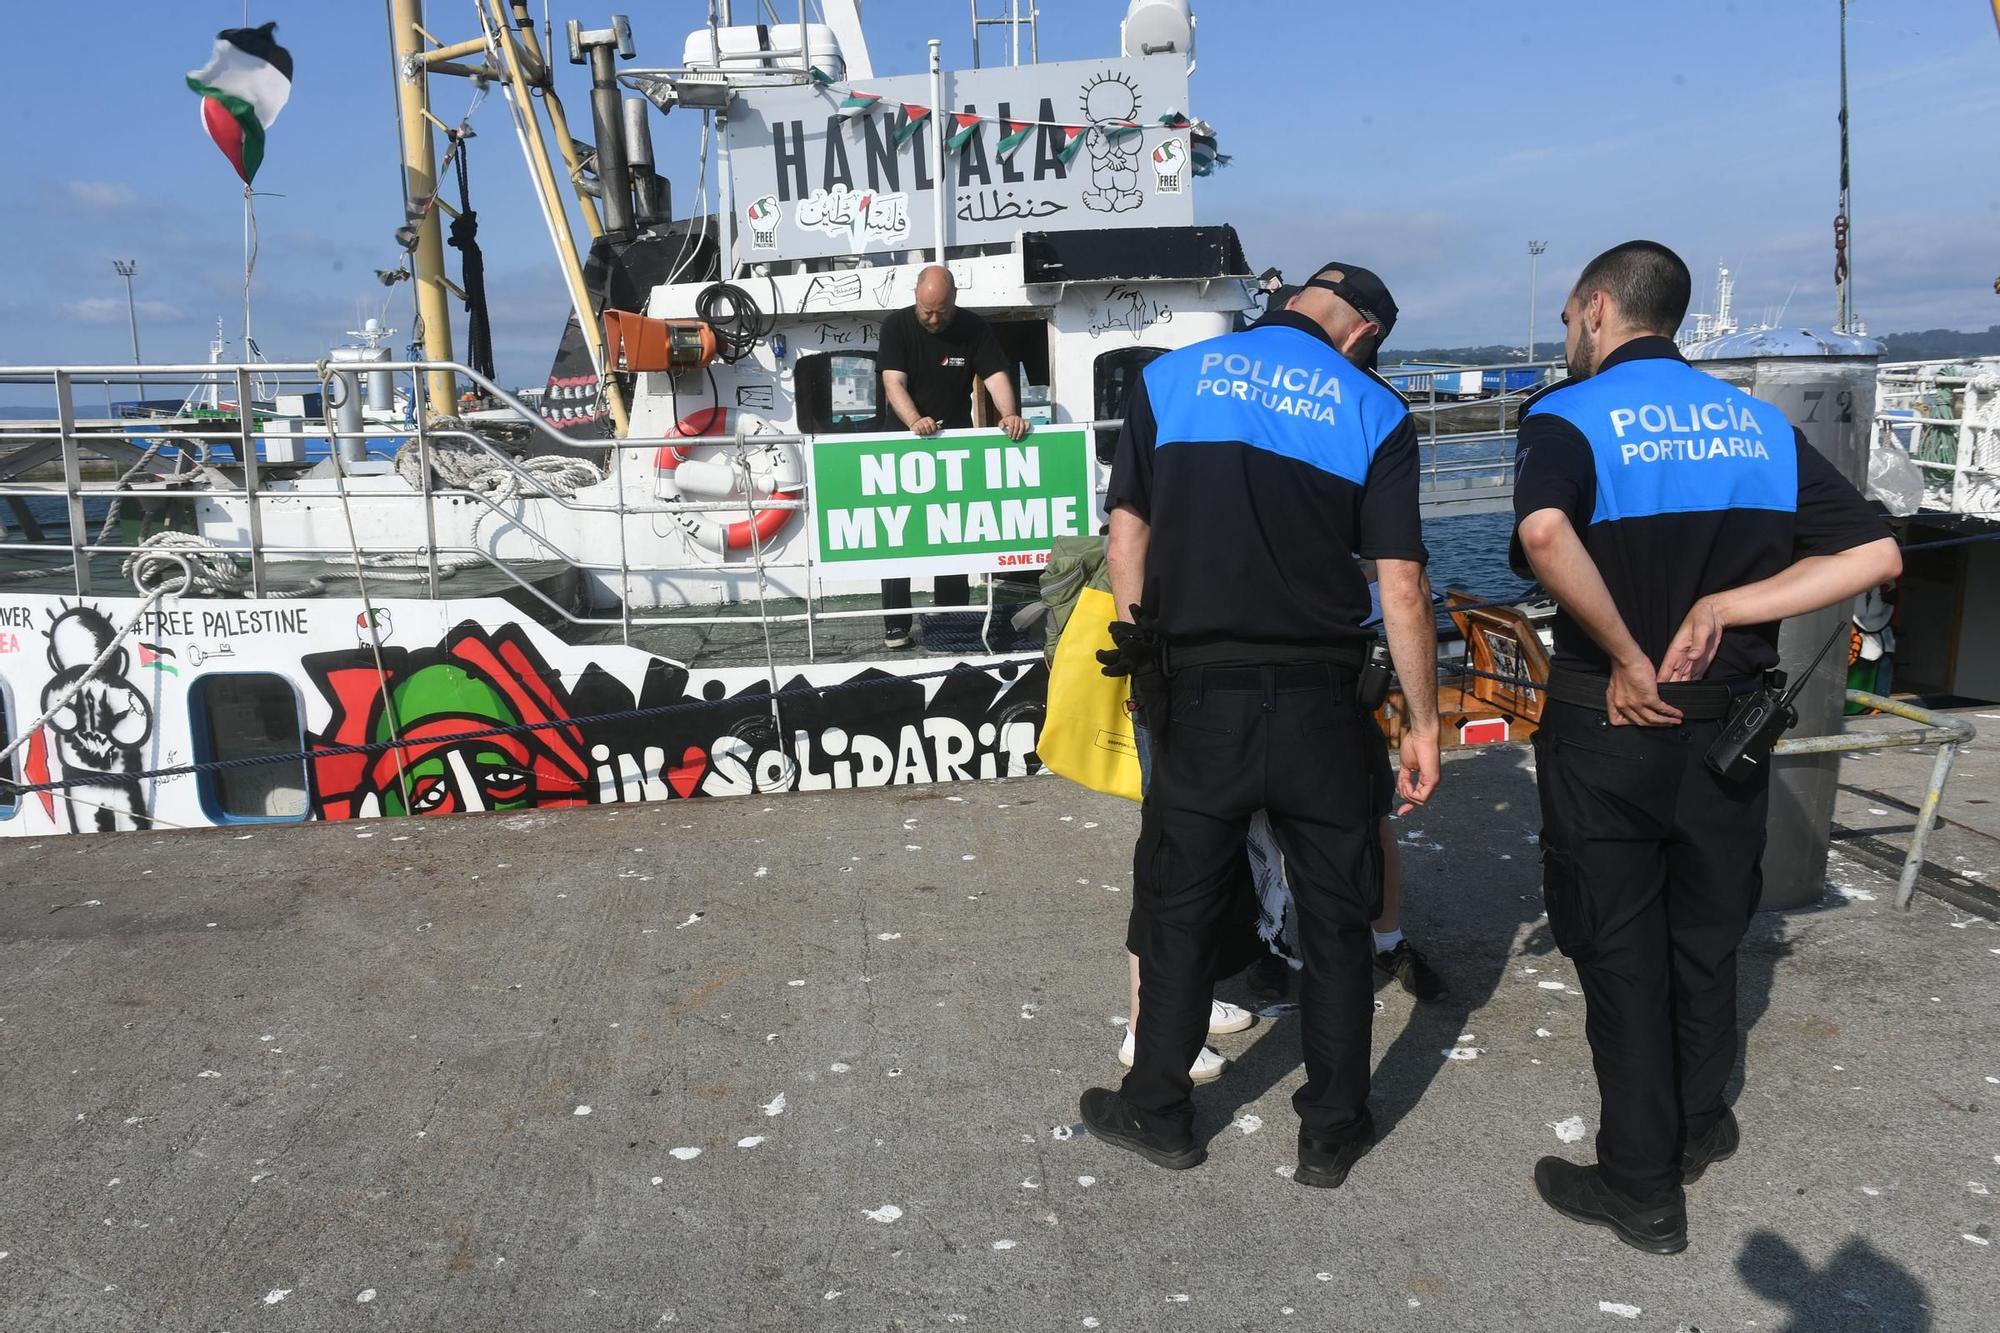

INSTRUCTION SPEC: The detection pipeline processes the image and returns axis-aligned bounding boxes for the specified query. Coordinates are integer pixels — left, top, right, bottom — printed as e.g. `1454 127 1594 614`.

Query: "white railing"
1872 357 2000 518
0 358 1529 653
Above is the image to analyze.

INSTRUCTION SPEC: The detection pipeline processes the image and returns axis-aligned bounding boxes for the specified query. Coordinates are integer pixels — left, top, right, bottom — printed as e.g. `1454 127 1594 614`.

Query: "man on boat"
1513 240 1901 1254
1081 262 1442 1183
875 265 1031 650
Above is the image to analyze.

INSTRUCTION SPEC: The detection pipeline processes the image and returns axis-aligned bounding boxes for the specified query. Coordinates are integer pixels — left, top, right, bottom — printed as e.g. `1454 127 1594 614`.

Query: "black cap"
1302 263 1398 368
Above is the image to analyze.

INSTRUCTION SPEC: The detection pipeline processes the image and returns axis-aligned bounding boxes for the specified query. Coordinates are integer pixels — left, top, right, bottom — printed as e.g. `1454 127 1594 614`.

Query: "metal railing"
1386 357 1565 515
1773 690 1977 910
1 357 1534 656
1871 357 2000 518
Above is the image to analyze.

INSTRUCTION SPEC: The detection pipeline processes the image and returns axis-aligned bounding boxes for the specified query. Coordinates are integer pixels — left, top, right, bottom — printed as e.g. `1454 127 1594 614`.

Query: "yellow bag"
1037 585 1143 802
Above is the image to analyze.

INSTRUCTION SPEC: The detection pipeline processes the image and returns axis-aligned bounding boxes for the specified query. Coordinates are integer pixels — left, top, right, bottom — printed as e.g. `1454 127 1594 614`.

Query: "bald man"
876 265 1031 648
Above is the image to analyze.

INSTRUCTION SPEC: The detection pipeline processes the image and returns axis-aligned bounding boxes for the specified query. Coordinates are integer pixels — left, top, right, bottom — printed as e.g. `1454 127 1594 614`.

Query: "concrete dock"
2 722 1996 1331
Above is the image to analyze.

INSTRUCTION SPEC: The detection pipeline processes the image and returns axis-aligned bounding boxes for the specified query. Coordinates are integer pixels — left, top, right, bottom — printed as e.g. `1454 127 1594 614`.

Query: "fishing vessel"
0 1 1551 836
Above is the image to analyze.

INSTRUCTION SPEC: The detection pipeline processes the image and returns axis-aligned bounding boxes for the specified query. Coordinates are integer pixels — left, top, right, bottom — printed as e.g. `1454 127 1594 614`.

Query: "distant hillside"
1382 326 2000 367
1878 326 2000 361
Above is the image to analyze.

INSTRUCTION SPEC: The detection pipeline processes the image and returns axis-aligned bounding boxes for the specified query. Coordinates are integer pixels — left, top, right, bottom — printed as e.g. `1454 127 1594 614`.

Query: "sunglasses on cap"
1303 276 1393 335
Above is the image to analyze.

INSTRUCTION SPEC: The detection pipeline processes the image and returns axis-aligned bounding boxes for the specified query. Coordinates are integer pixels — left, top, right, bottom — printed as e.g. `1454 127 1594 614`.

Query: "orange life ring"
652 407 804 553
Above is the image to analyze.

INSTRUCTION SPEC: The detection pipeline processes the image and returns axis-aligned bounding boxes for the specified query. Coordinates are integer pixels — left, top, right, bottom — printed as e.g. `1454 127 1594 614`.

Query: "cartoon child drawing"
1079 71 1143 214
40 605 152 831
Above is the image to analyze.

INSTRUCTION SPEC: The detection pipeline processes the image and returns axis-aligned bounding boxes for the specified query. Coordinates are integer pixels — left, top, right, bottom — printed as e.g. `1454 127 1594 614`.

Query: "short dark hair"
1572 241 1691 335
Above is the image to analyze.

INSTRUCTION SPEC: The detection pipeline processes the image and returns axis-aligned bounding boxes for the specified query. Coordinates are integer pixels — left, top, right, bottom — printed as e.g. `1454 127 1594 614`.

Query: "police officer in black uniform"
1080 262 1443 1183
1513 241 1901 1253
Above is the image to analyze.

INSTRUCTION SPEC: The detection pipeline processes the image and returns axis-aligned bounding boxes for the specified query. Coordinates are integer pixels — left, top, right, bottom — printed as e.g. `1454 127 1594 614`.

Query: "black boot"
1295 1112 1375 1189
1079 1088 1204 1170
1534 1157 1688 1255
1682 1107 1739 1184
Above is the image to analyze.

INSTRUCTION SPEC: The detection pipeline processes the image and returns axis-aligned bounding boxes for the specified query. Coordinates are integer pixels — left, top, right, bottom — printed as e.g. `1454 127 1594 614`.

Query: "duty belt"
1546 665 1735 721
1161 638 1366 675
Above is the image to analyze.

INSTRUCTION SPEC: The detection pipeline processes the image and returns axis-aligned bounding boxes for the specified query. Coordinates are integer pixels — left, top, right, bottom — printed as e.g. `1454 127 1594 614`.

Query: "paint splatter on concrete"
1598 1301 1641 1318
357 1289 376 1303
674 912 704 929
1538 980 1569 991
1276 1165 1297 1179
1234 1114 1264 1135
1536 1028 1553 1038
992 1239 1017 1250
669 1147 701 1161
1077 1176 1095 1187
1550 1116 1588 1144
877 932 902 940
1052 1124 1077 1141
1442 1046 1482 1061
264 1289 292 1306
862 1204 903 1223
736 1136 765 1148
573 1105 593 1116
1964 1234 1992 1246
762 1093 787 1117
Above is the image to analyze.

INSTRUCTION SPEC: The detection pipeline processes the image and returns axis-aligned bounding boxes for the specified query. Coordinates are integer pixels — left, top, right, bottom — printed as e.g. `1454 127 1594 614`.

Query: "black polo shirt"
1512 336 1885 679
1105 310 1427 646
876 306 1008 429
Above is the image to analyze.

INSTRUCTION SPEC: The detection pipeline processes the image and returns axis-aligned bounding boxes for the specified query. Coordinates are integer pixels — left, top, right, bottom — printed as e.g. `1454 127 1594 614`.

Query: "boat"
0 0 1545 837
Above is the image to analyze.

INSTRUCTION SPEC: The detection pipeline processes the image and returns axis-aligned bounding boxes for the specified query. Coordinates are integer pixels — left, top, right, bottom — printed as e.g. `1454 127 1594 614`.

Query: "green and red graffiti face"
368 665 539 816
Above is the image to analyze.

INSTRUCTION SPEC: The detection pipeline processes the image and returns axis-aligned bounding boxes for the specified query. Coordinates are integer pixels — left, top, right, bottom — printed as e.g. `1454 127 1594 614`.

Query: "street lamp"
1526 241 1547 364
112 260 141 362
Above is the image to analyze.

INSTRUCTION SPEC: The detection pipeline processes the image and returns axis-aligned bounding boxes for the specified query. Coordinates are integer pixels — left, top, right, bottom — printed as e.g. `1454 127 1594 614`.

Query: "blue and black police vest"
1523 357 1797 527
1143 322 1408 482
1131 319 1417 646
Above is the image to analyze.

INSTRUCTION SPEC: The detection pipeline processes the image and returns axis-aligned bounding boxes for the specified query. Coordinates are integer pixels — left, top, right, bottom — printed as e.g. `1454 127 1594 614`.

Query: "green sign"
808 427 1093 578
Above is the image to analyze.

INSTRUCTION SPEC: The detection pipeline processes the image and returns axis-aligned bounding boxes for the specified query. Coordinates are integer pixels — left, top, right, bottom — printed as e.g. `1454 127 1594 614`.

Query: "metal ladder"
968 0 1039 67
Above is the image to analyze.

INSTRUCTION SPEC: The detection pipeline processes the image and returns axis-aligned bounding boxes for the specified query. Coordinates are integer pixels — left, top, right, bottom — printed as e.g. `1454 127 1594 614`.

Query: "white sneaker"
1208 998 1256 1035
1118 1029 1229 1082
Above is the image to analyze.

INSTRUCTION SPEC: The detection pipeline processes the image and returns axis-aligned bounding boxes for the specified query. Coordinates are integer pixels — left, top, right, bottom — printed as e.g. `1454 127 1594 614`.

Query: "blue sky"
3 0 1995 387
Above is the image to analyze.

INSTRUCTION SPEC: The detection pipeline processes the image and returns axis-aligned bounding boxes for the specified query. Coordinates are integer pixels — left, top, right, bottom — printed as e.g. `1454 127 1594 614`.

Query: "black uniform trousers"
1534 699 1770 1204
1121 662 1382 1140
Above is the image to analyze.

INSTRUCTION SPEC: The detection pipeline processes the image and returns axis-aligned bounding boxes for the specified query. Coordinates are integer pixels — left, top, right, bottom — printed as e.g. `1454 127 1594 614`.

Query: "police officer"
1081 262 1442 1183
1513 241 1901 1253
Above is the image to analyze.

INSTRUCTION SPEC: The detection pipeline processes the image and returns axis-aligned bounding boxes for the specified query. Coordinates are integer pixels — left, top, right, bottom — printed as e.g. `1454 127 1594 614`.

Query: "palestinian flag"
186 22 293 185
995 120 1033 160
837 90 881 118
1056 125 1089 166
945 113 983 154
893 103 930 147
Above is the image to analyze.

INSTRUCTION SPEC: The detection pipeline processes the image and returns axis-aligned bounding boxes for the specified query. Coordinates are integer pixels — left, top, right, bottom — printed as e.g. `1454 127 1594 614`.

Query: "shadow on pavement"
1737 1229 1932 1332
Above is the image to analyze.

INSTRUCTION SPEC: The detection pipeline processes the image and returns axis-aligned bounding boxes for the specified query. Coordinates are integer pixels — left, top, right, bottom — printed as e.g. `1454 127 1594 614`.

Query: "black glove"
1096 604 1172 738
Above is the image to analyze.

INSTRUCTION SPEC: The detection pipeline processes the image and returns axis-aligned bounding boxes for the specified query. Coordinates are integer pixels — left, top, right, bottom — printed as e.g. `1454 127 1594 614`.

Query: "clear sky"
3 0 1995 387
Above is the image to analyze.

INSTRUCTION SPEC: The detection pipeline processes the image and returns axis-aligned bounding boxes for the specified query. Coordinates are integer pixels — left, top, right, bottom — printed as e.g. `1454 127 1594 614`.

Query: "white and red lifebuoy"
653 407 805 554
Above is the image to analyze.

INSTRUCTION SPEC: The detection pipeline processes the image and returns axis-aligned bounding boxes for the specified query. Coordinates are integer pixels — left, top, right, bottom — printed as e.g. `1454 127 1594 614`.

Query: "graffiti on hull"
24 604 154 832
303 620 1047 820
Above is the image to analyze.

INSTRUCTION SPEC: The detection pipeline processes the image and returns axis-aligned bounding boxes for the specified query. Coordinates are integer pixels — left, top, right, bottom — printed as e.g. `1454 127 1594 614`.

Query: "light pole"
1526 241 1547 363
113 259 143 413
112 260 141 362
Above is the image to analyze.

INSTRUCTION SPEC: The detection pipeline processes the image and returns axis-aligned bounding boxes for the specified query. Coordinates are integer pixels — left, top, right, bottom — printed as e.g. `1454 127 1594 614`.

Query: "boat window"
192 674 310 823
1094 347 1168 463
794 352 883 434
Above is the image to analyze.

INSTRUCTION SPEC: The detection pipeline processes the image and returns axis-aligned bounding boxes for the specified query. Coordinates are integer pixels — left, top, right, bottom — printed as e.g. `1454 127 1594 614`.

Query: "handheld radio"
1703 621 1848 782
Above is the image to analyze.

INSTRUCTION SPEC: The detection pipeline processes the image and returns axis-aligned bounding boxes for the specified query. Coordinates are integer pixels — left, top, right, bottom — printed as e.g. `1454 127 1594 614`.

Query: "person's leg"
1664 728 1770 1147
881 578 912 645
1373 821 1403 936
1260 677 1379 1143
1535 706 1682 1203
1116 678 1263 1134
934 573 971 612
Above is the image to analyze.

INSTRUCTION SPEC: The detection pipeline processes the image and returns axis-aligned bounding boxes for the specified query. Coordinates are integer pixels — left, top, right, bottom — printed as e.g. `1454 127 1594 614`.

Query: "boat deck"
2 714 1995 1330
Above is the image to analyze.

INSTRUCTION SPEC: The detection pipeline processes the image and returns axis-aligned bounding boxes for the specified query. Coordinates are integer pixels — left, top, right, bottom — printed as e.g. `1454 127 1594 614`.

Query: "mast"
1835 0 1852 332
388 0 460 416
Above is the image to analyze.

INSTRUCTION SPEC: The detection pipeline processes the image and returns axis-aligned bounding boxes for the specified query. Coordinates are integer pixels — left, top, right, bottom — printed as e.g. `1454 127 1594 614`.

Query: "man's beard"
1569 322 1598 379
